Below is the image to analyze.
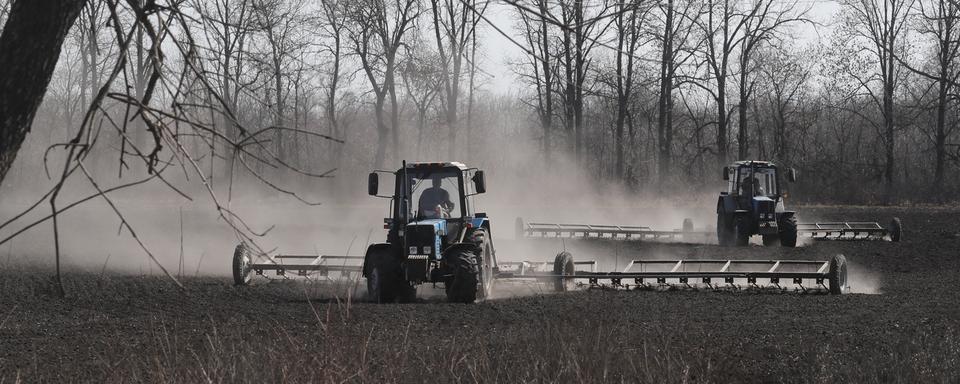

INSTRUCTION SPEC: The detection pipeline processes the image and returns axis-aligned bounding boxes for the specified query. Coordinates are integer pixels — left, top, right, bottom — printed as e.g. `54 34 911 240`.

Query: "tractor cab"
722 161 795 212
717 161 798 247
365 161 495 303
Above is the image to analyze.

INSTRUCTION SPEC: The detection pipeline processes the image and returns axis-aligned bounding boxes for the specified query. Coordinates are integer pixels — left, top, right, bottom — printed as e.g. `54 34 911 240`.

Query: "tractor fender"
717 195 739 214
443 243 479 261
778 211 796 219
363 243 396 277
471 217 490 232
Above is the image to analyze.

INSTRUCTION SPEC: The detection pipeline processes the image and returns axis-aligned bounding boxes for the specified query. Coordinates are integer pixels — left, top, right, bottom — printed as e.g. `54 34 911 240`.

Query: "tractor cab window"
737 167 778 197
407 170 462 219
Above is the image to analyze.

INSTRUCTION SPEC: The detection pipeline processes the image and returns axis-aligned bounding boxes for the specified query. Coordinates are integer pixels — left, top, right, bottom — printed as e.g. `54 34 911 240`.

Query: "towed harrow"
515 217 712 241
515 217 902 243
496 252 851 295
232 243 363 285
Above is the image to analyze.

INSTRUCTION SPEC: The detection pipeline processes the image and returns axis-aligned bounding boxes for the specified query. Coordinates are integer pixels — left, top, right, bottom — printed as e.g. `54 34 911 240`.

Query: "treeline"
1 0 959 204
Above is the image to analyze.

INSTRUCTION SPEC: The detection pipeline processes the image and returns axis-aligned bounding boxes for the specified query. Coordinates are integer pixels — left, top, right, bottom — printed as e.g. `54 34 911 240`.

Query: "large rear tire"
445 248 479 303
469 228 495 301
828 254 848 295
553 251 576 292
734 216 750 246
888 217 902 242
366 249 400 303
232 243 253 286
717 214 735 246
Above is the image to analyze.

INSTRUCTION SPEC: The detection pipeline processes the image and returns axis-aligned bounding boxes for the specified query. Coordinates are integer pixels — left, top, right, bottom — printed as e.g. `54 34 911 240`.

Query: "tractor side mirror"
787 168 797 183
472 170 486 194
722 167 730 181
367 172 378 196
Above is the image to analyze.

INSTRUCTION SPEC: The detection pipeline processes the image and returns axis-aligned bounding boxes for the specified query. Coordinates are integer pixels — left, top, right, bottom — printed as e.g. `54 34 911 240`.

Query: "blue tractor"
364 161 496 303
717 161 799 247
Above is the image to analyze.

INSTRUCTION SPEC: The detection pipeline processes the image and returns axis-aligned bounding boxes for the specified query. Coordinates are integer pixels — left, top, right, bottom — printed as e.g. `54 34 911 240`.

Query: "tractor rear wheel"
734 216 750 246
232 243 253 286
779 215 798 247
828 254 848 295
717 214 735 246
889 217 902 242
553 251 576 292
366 250 400 303
445 248 479 303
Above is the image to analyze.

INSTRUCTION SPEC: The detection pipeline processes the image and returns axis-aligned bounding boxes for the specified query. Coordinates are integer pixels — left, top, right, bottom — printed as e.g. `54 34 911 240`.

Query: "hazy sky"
477 0 842 93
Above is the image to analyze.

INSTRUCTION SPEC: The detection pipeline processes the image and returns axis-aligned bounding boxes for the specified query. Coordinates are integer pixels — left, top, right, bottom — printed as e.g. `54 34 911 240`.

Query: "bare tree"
430 0 486 159
838 0 915 193
654 0 700 182
758 45 811 165
0 0 86 186
400 45 443 157
349 0 419 167
734 0 809 160
515 0 557 164
319 0 349 167
612 0 648 180
897 0 960 189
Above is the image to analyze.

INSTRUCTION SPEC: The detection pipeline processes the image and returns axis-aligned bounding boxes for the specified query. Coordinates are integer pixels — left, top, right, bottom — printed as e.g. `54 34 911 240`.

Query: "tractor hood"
406 219 446 260
407 218 447 235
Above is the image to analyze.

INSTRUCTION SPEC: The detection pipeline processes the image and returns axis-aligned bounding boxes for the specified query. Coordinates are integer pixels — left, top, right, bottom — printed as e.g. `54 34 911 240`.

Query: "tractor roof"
404 161 469 171
731 160 778 168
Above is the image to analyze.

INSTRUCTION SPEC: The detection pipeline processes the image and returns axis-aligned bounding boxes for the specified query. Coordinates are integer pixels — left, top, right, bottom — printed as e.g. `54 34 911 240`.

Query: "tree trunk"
0 0 86 187
657 0 674 183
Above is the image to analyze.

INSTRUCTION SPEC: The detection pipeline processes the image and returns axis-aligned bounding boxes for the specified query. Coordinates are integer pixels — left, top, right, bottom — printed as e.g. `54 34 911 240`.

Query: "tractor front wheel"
779 215 798 247
734 216 750 246
445 248 479 303
366 250 400 303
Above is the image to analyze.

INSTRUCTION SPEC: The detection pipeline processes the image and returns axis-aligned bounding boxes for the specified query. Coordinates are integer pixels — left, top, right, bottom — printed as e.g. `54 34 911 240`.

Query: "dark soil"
1 206 958 383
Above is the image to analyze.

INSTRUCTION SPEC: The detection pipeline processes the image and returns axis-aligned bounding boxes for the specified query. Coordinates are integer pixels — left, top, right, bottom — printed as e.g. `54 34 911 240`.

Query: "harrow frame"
516 216 902 242
495 254 850 294
515 218 711 241
233 243 364 284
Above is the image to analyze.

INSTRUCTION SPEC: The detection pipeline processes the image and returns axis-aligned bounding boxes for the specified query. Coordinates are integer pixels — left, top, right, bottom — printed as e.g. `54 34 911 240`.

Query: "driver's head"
431 175 442 189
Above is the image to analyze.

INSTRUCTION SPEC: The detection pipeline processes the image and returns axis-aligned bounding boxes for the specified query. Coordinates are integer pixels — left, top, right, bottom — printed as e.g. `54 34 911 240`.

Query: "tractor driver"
418 175 454 219
740 175 764 196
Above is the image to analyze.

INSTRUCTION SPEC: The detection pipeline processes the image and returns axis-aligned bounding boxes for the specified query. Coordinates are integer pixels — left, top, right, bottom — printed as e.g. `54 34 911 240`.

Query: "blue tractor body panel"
406 219 446 260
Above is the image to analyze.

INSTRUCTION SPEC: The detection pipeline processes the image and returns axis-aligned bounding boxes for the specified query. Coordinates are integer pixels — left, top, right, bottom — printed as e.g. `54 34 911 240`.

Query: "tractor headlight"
409 246 417 255
423 246 432 254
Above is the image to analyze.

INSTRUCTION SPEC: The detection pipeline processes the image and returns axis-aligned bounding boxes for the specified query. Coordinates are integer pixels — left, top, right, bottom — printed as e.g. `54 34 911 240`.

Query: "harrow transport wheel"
445 248 479 303
889 217 903 242
762 234 779 246
779 215 798 248
470 229 495 301
553 251 576 292
734 216 750 246
828 254 848 295
717 214 735 246
366 251 400 303
232 243 253 286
